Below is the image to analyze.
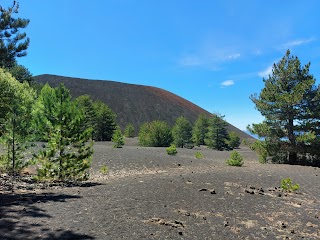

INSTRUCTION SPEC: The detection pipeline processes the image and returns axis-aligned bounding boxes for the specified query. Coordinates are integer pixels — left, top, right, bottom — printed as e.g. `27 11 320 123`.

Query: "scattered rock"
278 193 282 197
210 189 216 194
199 188 208 192
245 189 255 194
146 218 185 228
178 231 183 235
306 222 318 228
223 220 229 227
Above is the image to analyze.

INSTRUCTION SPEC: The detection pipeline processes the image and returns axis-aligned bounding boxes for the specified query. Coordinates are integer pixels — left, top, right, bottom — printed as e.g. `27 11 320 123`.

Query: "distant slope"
34 74 252 139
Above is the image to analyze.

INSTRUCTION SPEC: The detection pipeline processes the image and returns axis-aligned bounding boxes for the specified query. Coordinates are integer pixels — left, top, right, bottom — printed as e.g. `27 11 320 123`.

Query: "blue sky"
12 0 320 130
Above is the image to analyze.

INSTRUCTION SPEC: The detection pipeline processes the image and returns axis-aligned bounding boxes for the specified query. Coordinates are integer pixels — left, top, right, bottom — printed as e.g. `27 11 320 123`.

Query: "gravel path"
1 139 319 239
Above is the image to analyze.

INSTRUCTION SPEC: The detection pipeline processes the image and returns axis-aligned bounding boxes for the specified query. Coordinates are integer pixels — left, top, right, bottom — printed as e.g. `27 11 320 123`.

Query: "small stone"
281 222 286 228
306 222 317 228
245 189 254 194
223 221 229 227
178 231 183 235
210 189 216 194
199 188 208 192
278 193 282 197
291 229 295 234
177 164 181 167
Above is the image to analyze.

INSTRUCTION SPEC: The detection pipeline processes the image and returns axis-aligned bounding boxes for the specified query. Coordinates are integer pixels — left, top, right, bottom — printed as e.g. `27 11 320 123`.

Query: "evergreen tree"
112 126 125 148
0 1 30 68
227 132 241 149
93 100 116 141
172 116 192 148
124 123 135 138
139 120 172 147
192 113 209 146
249 50 320 165
33 84 93 180
205 114 229 151
0 68 35 172
6 63 33 84
75 94 97 139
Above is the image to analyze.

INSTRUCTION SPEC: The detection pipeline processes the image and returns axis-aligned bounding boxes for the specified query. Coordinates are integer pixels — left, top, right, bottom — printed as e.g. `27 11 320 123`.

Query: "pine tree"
205 114 229 151
124 123 135 138
138 120 172 147
6 63 33 84
33 84 93 180
0 68 35 172
112 126 125 148
0 1 30 68
75 95 96 139
249 50 320 165
172 116 192 148
227 132 241 149
93 101 116 141
192 113 209 146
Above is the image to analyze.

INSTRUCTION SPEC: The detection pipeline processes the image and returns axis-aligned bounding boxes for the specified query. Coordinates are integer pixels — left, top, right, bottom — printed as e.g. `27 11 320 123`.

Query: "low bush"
281 178 300 191
226 150 244 166
194 152 203 159
100 165 109 175
139 120 172 147
112 126 125 148
124 123 135 138
166 145 177 155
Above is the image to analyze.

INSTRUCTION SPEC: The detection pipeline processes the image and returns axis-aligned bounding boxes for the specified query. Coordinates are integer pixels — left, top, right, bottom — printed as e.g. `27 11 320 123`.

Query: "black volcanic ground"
34 74 251 139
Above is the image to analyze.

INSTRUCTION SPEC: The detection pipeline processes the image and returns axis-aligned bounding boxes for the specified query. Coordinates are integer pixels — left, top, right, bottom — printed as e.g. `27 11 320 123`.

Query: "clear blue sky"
12 0 320 130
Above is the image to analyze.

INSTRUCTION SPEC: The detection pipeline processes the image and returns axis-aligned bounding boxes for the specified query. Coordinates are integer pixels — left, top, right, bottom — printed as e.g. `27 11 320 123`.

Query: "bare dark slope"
33 74 252 139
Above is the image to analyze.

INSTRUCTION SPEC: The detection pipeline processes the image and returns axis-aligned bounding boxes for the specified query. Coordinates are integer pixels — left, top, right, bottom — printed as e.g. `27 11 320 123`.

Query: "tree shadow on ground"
0 191 95 239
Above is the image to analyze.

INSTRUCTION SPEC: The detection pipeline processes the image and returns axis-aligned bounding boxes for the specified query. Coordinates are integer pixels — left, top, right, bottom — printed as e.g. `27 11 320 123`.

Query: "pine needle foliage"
33 84 93 181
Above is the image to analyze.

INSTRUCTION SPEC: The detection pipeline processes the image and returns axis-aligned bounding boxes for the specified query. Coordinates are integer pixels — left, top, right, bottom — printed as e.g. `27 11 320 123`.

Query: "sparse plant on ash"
100 165 108 175
166 145 177 155
195 152 203 159
226 150 244 166
281 178 300 192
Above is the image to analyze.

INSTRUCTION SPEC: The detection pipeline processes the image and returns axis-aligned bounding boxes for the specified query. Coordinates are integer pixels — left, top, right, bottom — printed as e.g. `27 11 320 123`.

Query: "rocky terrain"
1 139 319 239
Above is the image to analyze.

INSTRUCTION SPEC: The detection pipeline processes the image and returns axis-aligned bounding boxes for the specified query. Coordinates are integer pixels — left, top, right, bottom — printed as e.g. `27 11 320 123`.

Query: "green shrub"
166 145 177 155
124 123 135 138
226 150 244 166
172 116 192 148
100 165 109 175
227 132 241 149
112 126 125 148
281 178 300 191
194 152 203 159
139 120 172 147
248 140 268 164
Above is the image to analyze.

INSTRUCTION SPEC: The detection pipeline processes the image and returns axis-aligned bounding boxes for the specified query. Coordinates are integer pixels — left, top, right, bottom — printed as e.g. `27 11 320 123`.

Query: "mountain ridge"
33 74 252 139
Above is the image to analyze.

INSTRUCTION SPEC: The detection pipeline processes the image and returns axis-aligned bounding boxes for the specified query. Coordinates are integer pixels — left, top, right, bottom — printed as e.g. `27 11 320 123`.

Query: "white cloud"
258 65 273 78
221 80 234 87
281 38 315 49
